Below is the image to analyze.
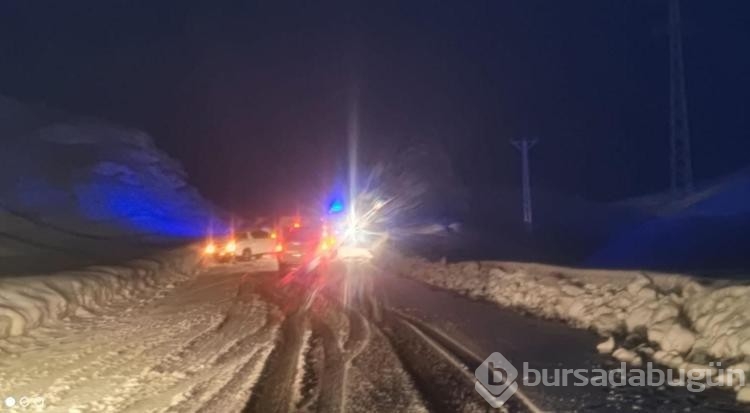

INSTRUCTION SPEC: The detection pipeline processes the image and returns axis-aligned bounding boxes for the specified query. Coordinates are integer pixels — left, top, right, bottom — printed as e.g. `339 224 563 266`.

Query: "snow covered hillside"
590 167 750 273
426 186 647 266
0 96 223 273
388 253 750 402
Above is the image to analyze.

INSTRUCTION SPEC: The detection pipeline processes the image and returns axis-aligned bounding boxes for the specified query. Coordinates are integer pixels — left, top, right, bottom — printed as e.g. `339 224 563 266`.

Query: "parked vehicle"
203 229 281 262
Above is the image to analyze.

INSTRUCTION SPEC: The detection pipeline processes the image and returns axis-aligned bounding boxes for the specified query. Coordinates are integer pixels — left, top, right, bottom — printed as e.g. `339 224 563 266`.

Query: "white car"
204 229 280 262
233 229 280 261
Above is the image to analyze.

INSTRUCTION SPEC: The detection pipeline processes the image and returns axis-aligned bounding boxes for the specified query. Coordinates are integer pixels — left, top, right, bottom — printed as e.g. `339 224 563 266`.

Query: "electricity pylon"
511 138 538 228
669 0 694 195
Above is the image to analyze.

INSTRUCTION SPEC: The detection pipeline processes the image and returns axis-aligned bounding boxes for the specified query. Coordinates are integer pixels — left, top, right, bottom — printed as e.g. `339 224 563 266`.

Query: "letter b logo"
475 352 519 408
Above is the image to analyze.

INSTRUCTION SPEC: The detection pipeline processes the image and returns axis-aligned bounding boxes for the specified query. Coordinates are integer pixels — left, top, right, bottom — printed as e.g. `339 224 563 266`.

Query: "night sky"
1 0 749 214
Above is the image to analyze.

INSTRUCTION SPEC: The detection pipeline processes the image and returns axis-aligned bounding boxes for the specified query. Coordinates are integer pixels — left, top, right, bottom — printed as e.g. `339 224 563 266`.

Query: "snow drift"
0 95 223 273
386 253 750 401
0 247 200 339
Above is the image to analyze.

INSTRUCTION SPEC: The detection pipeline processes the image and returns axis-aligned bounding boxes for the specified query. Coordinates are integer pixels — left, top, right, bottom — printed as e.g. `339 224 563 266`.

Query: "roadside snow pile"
388 254 750 401
0 247 200 339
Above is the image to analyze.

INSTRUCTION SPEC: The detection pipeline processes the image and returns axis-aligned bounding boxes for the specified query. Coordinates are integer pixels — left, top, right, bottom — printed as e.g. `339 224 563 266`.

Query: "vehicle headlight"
204 243 216 254
225 240 237 253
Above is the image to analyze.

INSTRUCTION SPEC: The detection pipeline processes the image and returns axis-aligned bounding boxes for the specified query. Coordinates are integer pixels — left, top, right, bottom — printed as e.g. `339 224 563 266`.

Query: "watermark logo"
474 352 519 408
3 395 45 409
474 351 747 408
522 361 745 393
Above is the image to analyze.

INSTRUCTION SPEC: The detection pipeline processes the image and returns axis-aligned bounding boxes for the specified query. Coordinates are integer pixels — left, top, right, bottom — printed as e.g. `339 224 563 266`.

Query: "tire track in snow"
124 318 278 413
193 342 276 413
311 306 371 413
90 273 279 412
5 306 201 406
243 310 308 413
43 306 222 408
2 267 276 412
376 310 495 412
244 265 425 413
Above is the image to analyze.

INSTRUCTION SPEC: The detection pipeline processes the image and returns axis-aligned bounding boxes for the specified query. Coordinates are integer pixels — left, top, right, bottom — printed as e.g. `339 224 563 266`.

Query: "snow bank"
0 247 201 339
386 253 750 401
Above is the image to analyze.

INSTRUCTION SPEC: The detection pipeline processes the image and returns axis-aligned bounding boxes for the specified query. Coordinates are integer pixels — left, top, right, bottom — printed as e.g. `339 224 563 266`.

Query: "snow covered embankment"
0 248 200 339
388 255 750 402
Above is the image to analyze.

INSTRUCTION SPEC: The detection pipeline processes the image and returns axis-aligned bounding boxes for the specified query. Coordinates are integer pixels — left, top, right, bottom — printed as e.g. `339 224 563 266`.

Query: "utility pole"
511 138 538 228
669 0 694 195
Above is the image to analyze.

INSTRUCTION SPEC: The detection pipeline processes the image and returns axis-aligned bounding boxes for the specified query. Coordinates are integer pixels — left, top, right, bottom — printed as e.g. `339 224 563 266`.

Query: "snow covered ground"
0 248 200 340
4 242 748 411
387 252 750 402
0 256 433 412
0 258 278 412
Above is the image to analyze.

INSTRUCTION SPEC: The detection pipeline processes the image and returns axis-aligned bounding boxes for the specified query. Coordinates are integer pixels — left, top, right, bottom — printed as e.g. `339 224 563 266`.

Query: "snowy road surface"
1 258 746 412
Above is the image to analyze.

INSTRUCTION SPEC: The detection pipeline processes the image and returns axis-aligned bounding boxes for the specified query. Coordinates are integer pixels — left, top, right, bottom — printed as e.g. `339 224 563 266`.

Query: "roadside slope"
0 95 224 274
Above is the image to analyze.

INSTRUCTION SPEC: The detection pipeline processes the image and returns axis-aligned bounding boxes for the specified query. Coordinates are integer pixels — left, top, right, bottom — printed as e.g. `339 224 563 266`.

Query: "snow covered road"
0 259 430 413
0 263 279 412
374 273 746 412
2 255 748 412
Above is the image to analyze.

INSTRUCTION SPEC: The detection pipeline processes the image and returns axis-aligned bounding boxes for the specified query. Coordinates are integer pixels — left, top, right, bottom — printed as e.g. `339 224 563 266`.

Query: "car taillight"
319 236 335 251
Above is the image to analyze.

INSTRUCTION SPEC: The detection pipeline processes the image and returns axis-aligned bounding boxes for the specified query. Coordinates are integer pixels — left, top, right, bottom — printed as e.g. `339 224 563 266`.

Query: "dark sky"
1 0 749 213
